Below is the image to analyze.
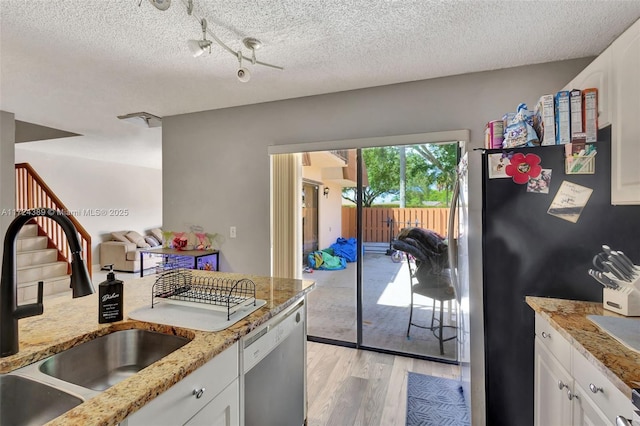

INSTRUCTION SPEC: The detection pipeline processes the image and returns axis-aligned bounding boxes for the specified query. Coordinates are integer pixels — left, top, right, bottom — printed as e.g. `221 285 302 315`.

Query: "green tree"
341 143 458 207
342 147 399 207
410 143 458 205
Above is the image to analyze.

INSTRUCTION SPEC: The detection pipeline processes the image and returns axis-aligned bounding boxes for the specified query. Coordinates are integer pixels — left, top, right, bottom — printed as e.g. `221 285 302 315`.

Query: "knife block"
603 273 640 316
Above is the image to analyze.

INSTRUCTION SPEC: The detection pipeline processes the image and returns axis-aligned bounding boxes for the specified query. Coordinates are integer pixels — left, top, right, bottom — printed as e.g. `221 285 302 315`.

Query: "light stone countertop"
526 296 640 399
0 270 315 426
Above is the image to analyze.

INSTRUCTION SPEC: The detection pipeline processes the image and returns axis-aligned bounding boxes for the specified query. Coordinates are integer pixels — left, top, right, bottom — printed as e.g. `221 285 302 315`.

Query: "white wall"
162 58 592 425
14 148 163 266
0 111 16 264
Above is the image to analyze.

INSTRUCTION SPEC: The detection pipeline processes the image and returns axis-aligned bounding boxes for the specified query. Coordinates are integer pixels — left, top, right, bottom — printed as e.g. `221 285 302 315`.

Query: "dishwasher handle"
244 300 303 349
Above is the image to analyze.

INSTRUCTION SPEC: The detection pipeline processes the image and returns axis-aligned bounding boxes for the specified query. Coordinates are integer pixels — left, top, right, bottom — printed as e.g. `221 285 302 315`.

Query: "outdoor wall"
319 181 343 250
301 160 344 250
162 57 593 425
14 148 162 266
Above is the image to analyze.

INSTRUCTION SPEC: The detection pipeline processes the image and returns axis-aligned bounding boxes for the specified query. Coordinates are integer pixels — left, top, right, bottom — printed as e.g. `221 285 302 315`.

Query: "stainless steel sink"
39 329 190 391
0 375 83 426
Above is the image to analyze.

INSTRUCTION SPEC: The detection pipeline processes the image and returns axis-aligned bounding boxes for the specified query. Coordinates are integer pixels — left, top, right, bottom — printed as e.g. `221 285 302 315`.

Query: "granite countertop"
526 296 640 399
0 270 315 426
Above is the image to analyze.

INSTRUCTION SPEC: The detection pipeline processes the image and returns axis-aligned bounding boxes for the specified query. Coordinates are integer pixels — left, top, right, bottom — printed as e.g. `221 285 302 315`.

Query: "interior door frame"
302 180 320 264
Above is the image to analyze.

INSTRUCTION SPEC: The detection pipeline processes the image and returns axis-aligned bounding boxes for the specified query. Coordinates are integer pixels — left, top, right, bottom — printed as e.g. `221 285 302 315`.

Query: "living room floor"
306 341 459 426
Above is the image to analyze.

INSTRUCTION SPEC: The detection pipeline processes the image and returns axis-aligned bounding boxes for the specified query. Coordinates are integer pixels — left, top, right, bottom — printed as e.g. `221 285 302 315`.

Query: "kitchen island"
0 270 315 425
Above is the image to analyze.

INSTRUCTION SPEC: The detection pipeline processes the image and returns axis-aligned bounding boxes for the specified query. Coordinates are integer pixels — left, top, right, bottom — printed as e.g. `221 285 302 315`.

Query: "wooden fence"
341 207 451 242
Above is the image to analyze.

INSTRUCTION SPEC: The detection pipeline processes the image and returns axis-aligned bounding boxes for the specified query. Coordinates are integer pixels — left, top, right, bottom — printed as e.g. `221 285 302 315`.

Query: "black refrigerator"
481 126 640 426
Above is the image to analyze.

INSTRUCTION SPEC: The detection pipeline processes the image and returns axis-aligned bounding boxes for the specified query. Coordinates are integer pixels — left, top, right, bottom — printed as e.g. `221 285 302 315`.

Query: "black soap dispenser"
99 264 123 323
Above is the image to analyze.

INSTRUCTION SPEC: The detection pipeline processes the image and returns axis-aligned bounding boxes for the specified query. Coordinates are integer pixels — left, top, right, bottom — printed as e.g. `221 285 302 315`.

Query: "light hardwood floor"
306 341 460 426
307 253 458 361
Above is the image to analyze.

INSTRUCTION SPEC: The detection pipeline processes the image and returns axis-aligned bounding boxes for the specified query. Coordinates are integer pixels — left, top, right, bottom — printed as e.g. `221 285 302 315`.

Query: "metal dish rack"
151 269 256 320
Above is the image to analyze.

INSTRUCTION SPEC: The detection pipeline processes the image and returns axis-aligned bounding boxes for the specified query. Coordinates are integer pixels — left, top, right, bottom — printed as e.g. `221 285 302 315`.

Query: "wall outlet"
230 226 236 238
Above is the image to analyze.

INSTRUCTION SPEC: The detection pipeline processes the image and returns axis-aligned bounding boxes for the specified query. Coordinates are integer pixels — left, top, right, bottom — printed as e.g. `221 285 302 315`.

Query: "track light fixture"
236 51 250 83
140 0 283 80
243 37 261 65
187 18 212 57
146 0 171 11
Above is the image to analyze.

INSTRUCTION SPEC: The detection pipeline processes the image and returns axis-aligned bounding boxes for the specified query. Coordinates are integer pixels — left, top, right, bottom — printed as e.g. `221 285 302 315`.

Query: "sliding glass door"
272 132 467 361
360 143 459 360
302 151 357 344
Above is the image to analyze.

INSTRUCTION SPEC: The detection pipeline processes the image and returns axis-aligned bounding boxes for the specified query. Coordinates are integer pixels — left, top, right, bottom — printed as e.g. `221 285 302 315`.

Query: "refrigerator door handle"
448 170 461 303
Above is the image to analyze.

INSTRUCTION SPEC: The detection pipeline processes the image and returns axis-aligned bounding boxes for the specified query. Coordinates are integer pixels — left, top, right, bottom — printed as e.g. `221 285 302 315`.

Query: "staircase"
16 223 72 303
13 163 92 303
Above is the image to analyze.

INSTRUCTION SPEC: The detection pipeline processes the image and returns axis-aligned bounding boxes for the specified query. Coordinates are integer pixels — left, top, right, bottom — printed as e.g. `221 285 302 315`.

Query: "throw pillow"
150 227 163 243
145 236 160 247
111 231 129 243
125 231 151 248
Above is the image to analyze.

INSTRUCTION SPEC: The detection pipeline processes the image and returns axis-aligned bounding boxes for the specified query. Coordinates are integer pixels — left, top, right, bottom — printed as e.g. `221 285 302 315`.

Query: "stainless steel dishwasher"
241 299 306 426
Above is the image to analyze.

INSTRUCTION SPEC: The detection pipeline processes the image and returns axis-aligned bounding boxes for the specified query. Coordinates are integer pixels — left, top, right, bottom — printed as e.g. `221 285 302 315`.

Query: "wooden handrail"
14 163 92 278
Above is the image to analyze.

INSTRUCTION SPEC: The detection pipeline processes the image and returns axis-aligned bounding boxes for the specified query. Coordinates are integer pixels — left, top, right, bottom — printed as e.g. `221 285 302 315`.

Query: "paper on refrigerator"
547 180 593 223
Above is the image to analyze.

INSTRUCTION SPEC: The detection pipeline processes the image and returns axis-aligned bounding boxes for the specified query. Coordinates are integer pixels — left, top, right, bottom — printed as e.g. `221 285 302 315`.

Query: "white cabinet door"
571 381 612 426
572 344 634 424
534 314 636 426
563 48 612 129
185 378 239 426
534 338 573 426
125 343 239 426
611 18 640 205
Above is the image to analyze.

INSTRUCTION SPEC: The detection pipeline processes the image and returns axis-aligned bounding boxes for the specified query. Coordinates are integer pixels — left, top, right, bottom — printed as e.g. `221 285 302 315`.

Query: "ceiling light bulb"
187 39 204 57
187 39 212 57
237 67 251 83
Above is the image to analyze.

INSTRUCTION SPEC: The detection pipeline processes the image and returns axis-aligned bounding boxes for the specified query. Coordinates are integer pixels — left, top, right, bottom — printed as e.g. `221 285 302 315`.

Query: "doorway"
269 130 469 362
302 182 319 265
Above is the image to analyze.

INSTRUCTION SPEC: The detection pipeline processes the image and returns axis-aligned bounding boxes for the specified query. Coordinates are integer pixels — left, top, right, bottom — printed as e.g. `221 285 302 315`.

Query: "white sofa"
99 229 163 273
100 241 145 272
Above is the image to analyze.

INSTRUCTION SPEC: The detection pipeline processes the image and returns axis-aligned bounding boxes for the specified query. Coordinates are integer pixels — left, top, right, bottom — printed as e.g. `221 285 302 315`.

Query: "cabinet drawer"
126 342 239 425
535 313 571 371
571 346 633 423
185 378 239 426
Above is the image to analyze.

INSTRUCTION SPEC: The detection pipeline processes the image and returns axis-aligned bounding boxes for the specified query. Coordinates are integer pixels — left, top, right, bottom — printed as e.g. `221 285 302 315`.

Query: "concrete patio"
305 251 458 361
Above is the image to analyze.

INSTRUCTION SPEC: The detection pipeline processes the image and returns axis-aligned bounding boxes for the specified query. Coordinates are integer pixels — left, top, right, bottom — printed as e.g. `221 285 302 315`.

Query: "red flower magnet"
505 153 542 184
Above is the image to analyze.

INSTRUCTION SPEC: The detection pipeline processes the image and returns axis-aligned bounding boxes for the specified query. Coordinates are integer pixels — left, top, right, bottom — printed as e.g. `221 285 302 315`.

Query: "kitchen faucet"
0 209 95 357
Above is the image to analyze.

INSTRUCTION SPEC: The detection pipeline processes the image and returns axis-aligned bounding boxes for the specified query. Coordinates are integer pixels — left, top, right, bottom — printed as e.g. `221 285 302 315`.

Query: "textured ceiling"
1 0 640 168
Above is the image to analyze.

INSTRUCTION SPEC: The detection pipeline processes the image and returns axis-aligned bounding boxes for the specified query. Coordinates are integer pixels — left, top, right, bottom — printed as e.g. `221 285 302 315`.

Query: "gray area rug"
406 372 470 426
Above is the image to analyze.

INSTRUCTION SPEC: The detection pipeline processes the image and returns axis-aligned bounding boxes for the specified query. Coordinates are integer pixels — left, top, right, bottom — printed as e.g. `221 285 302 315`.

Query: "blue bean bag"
330 237 358 262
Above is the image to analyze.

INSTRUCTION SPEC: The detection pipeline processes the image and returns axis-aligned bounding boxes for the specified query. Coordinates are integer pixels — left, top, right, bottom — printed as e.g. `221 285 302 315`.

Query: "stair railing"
14 163 92 278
